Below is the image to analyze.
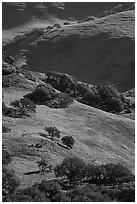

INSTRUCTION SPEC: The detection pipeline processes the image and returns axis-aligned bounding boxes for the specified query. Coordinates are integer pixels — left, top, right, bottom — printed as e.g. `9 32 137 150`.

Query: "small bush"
38 180 62 200
61 136 75 149
2 101 11 116
64 22 70 25
37 159 50 172
97 85 112 101
2 62 16 76
53 23 61 29
2 147 12 165
2 124 11 133
10 97 36 117
106 97 124 113
103 163 134 184
2 166 20 201
47 26 53 30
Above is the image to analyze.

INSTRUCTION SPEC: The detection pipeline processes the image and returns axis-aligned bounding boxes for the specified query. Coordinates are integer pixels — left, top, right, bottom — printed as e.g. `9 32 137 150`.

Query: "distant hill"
3 10 135 92
3 2 129 29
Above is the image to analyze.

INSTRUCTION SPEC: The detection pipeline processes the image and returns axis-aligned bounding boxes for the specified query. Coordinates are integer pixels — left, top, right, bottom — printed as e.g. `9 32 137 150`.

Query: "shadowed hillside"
3 2 128 29
3 10 135 91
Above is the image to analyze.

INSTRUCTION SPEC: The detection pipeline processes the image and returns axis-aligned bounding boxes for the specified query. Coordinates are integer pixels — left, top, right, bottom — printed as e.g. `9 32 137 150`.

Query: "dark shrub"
47 26 53 30
12 97 36 112
107 84 119 98
46 93 73 108
106 97 124 113
64 22 70 25
54 157 87 184
2 166 20 201
52 191 71 201
103 163 134 184
8 188 50 202
53 23 61 29
2 124 11 133
46 71 77 93
97 85 112 101
2 62 16 76
2 74 21 88
38 180 62 200
85 163 107 185
117 187 135 202
25 83 73 108
61 136 75 149
2 147 12 165
6 193 34 202
44 126 60 139
10 97 36 117
37 159 49 172
70 185 112 202
25 84 57 104
2 98 36 118
2 101 11 116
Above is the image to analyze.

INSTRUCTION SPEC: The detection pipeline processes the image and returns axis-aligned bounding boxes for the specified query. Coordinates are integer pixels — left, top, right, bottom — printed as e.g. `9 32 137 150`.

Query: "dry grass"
3 88 135 189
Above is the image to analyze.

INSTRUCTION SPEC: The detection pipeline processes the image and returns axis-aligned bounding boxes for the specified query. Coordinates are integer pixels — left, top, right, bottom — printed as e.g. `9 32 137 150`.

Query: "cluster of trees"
25 84 73 108
3 156 135 202
2 98 36 118
54 157 134 186
44 71 127 113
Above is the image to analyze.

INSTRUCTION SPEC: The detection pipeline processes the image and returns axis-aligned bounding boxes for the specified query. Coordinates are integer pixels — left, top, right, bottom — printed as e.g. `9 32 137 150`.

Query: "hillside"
3 10 135 92
2 3 135 201
2 58 135 190
3 2 122 44
3 88 135 189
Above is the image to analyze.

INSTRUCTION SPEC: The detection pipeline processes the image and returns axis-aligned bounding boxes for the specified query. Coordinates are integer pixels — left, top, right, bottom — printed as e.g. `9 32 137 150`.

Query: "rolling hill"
2 59 135 189
2 3 135 201
3 9 135 92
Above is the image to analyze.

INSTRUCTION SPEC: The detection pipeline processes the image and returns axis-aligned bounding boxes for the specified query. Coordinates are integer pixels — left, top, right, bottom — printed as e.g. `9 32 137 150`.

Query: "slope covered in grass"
2 85 134 189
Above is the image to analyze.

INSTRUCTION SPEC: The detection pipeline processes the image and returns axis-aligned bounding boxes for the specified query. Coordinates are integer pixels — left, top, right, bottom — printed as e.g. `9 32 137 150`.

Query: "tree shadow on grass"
57 142 69 150
24 170 40 175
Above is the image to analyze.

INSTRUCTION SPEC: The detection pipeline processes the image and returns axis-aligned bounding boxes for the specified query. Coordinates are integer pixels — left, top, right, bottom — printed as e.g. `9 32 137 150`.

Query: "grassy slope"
4 10 135 92
3 87 135 189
